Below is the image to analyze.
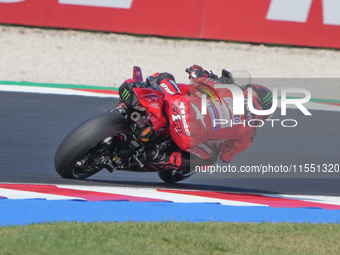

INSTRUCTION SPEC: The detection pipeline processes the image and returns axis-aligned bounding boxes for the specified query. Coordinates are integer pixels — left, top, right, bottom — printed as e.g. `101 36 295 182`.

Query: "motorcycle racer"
119 65 274 171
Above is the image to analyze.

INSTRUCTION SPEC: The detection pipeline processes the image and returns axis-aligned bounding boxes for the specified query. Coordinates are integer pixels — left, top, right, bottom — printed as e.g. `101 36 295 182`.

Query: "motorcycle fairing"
133 87 167 132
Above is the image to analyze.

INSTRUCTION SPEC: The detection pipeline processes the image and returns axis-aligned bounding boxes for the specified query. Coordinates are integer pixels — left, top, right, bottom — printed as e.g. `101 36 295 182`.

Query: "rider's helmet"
243 84 274 125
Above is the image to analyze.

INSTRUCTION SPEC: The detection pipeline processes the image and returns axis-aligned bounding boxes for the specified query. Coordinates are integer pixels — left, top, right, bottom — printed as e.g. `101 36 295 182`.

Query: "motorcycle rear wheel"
54 112 130 180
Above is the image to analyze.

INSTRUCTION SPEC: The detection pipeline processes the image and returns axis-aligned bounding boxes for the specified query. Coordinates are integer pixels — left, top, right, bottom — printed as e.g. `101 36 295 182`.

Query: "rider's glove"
219 139 242 163
185 65 210 79
146 72 176 89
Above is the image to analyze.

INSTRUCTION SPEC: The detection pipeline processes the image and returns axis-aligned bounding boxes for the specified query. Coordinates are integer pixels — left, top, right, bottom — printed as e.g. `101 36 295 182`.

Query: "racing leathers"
141 66 257 167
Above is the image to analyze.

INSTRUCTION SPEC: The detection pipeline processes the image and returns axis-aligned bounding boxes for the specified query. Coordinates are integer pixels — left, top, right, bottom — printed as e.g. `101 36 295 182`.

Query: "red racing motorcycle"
54 66 250 183
54 66 193 183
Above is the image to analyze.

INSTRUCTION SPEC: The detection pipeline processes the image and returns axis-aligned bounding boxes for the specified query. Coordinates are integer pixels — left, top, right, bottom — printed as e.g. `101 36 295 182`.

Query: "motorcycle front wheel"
54 112 130 180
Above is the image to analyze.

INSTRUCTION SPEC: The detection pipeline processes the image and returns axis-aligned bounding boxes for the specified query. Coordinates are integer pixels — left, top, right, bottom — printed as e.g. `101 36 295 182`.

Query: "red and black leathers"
132 70 256 167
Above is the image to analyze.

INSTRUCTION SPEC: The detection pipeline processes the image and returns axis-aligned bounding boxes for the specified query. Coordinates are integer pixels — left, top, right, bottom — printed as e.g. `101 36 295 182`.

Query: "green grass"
0 222 340 255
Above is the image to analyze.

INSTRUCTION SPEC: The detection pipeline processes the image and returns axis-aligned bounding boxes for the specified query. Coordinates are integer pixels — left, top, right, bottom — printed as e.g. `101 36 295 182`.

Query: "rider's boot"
147 149 183 168
153 151 219 179
147 150 191 180
147 148 216 169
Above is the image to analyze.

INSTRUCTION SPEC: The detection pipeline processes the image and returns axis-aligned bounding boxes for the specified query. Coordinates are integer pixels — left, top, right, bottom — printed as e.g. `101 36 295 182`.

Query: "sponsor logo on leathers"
179 102 191 136
191 102 208 132
160 83 175 95
169 80 182 94
197 142 213 156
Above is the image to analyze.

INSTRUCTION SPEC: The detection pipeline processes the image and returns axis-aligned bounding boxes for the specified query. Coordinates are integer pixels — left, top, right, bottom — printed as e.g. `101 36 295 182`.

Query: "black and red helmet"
243 84 274 123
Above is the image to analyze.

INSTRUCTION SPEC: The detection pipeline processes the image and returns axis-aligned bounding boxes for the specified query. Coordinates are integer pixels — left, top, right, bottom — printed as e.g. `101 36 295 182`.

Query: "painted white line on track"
0 188 85 200
3 184 340 209
0 85 119 98
1 84 339 112
55 185 264 206
55 185 340 208
277 99 340 112
268 194 340 206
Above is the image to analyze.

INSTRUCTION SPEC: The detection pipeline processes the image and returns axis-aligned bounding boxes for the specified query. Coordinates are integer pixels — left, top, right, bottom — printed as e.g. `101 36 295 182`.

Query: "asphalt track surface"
1 91 339 196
